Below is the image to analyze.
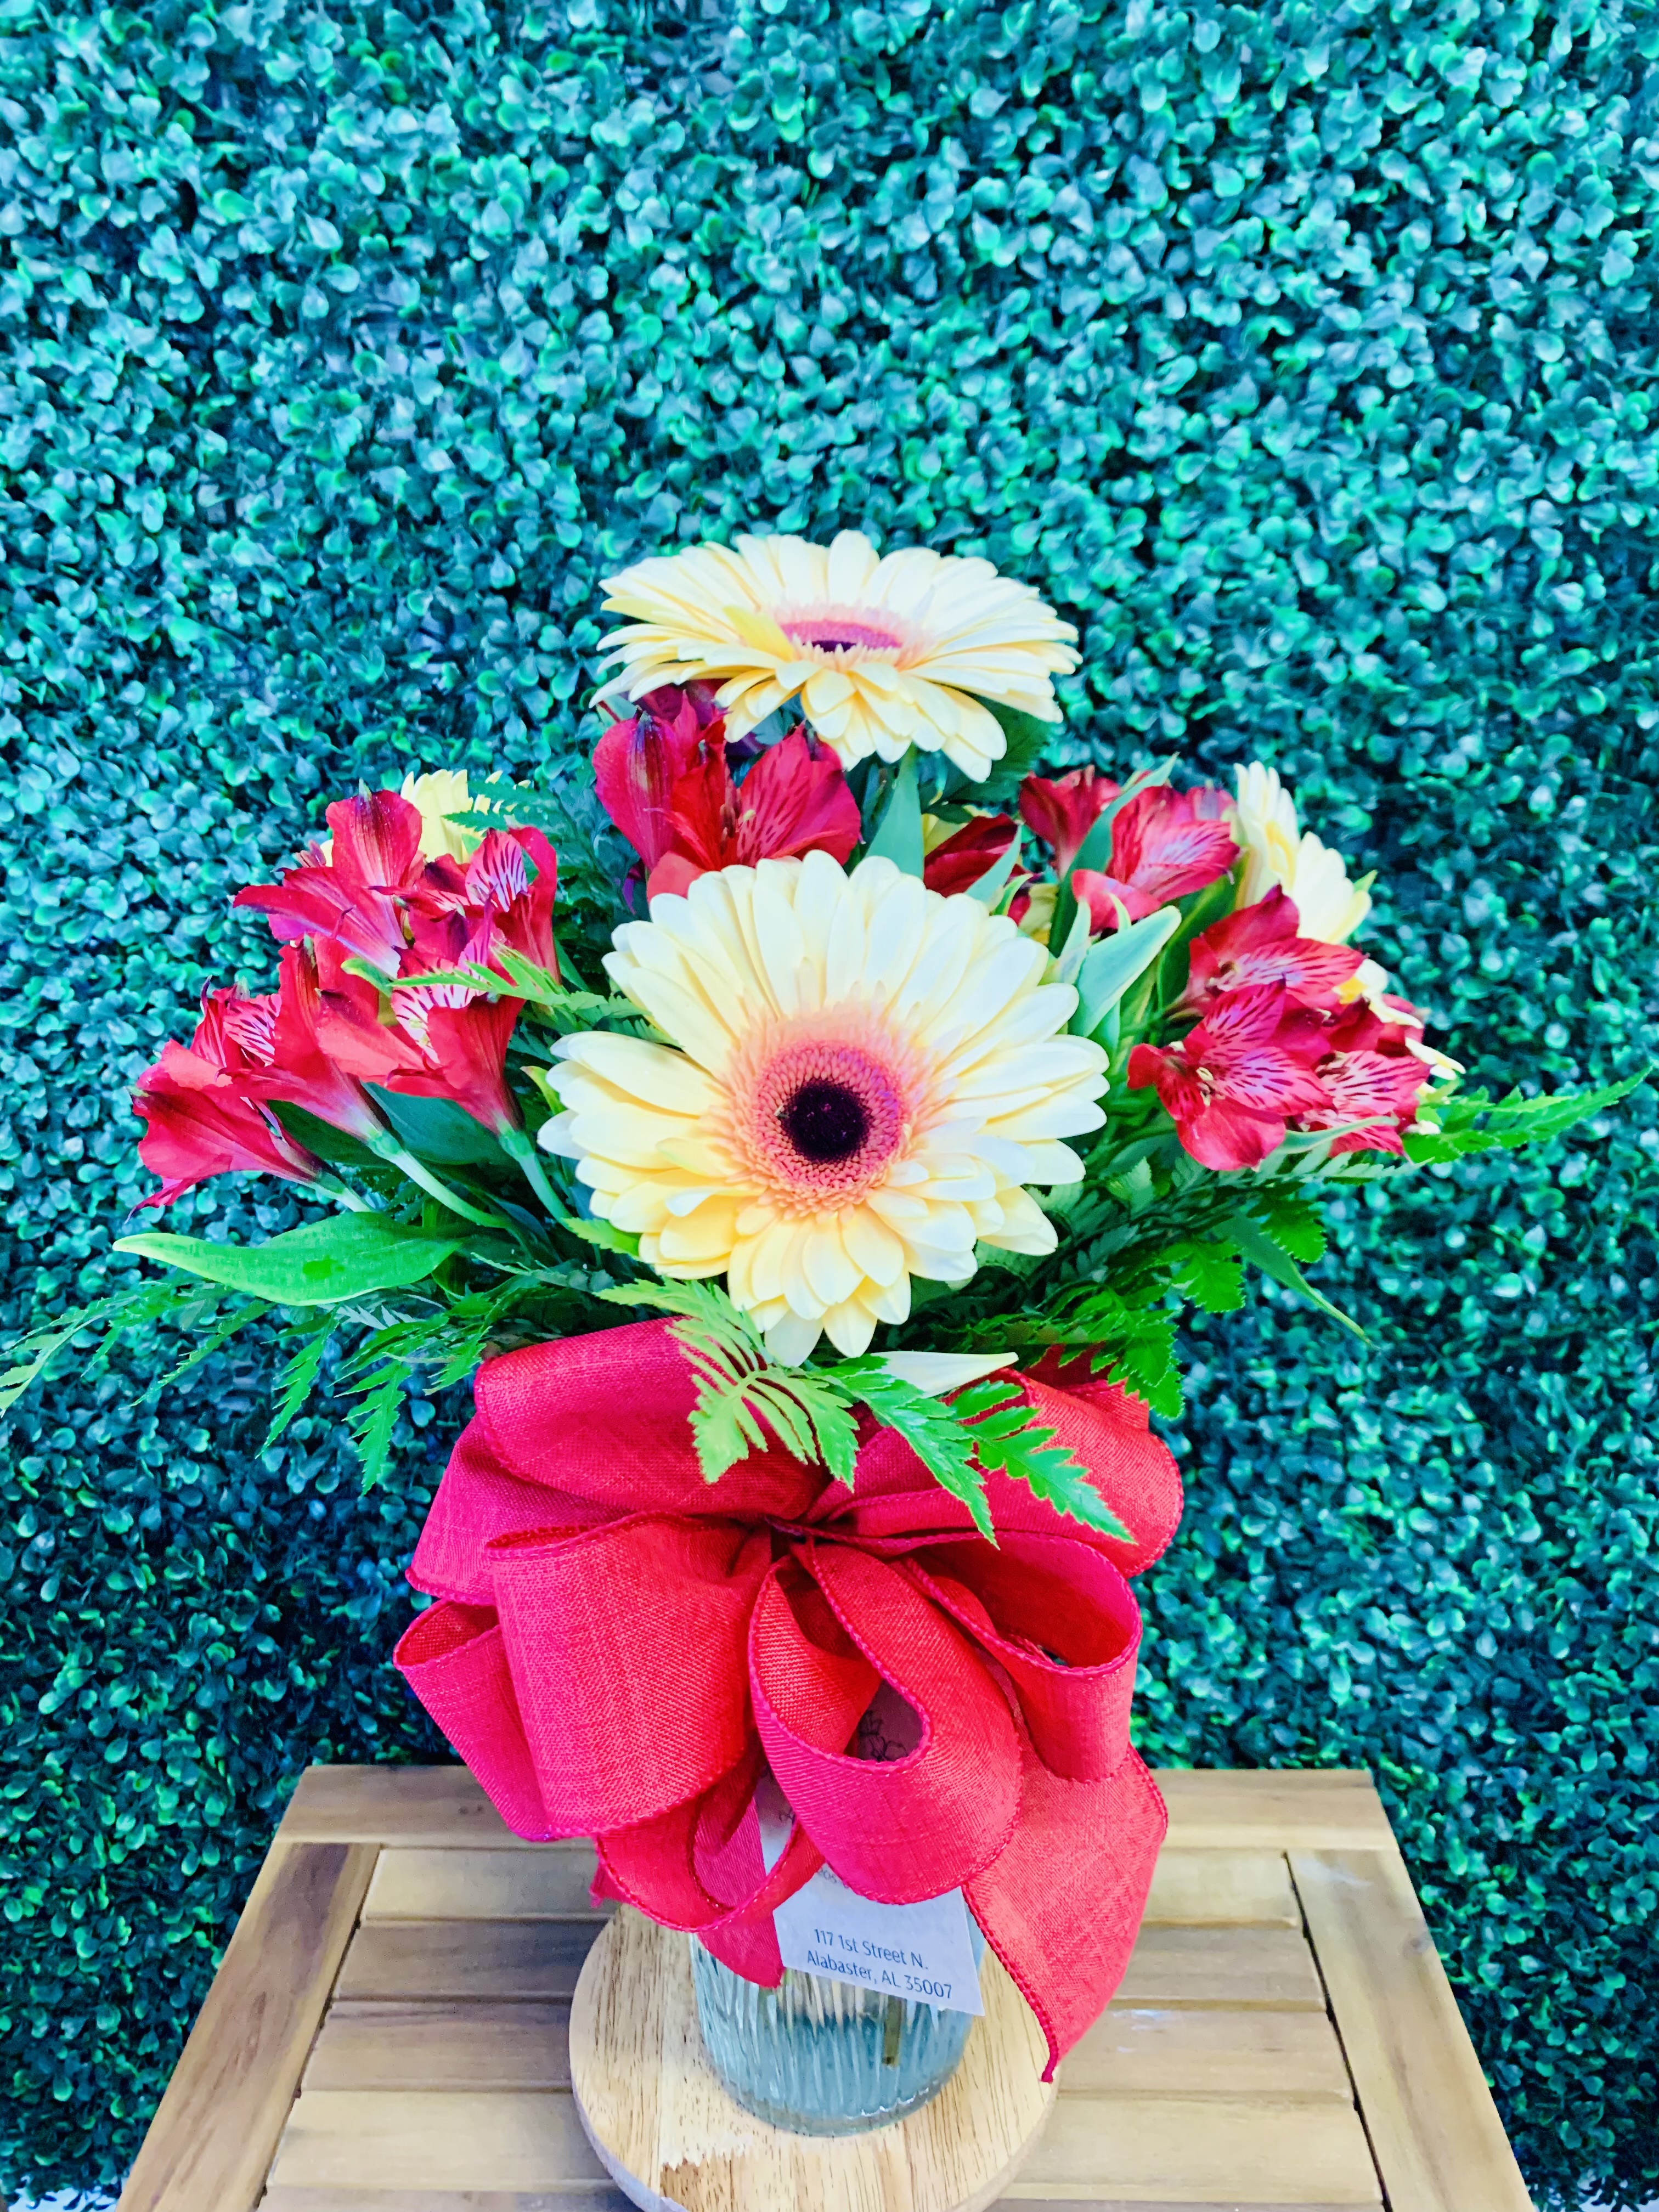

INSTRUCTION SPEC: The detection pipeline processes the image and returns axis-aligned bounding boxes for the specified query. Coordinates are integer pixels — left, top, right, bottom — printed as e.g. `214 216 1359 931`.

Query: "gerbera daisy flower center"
781 610 907 657
735 1031 913 1208
777 1077 871 1163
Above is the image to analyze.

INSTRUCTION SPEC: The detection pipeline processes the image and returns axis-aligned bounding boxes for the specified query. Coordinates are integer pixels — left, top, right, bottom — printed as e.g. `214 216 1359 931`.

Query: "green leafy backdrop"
2 0 1656 2199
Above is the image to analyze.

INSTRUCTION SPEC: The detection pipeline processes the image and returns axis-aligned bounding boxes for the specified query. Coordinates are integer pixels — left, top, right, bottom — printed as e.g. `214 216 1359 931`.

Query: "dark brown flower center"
778 1078 870 1164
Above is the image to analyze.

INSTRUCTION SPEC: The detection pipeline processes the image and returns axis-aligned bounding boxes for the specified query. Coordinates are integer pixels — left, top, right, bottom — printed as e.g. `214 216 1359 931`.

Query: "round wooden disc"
571 1906 1056 2212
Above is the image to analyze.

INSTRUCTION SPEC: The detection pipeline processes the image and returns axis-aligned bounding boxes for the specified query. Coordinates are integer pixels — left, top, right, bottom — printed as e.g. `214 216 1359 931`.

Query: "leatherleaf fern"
598 1280 1132 1544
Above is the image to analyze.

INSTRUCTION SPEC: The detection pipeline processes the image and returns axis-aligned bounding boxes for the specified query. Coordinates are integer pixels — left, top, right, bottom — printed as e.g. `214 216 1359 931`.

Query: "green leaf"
365 1085 509 1167
1402 1073 1648 1165
559 1213 642 1257
1071 906 1181 1036
952 1377 1133 1541
265 1318 336 1446
865 748 924 876
115 1215 465 1306
0 1285 206 1415
831 1359 996 1537
1228 1216 1366 1339
595 1279 859 1483
269 1101 382 1170
345 1361 407 1488
973 701 1053 803
148 1299 269 1399
1170 1238 1246 1313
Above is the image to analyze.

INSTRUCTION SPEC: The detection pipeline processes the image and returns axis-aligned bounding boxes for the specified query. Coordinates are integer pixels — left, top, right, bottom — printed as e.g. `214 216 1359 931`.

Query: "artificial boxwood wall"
2 0 1657 2200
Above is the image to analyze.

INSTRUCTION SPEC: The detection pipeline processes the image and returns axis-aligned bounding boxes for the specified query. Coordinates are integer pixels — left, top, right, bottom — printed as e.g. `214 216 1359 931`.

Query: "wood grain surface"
100 1766 1534 2212
1290 1848 1536 2212
568 1905 1057 2212
276 1763 1393 1852
117 1839 376 2212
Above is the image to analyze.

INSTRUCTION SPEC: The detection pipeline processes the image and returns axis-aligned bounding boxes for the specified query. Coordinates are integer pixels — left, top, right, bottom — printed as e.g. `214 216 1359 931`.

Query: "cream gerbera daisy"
539 852 1108 1363
1231 763 1373 944
597 531 1080 782
397 770 511 861
1232 763 1395 1008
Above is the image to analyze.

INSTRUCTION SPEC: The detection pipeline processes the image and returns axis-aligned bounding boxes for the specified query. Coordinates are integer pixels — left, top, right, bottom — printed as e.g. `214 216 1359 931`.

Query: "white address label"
756 1773 985 2016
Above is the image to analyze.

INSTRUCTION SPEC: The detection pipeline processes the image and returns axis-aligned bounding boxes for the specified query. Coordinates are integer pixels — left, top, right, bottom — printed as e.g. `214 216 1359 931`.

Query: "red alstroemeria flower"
308 930 527 1141
647 729 862 900
244 943 398 1146
1127 983 1332 1171
235 791 427 969
1019 768 1119 874
1074 784 1237 934
922 813 1018 897
1295 1049 1429 1156
1182 888 1364 1012
594 684 725 874
1290 997 1433 1155
410 827 561 975
385 992 524 1136
135 986 323 1207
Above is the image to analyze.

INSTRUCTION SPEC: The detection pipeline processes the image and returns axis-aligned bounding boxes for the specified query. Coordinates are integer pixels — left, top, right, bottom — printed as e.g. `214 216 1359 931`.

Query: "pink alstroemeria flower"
1128 983 1332 1171
1073 784 1237 934
134 986 323 1207
1019 768 1118 874
1182 888 1364 1012
646 728 862 900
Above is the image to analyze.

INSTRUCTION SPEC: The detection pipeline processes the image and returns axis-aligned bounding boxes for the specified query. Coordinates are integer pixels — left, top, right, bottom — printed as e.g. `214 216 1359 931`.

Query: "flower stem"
366 1132 509 1228
319 1180 374 1212
500 1125 565 1218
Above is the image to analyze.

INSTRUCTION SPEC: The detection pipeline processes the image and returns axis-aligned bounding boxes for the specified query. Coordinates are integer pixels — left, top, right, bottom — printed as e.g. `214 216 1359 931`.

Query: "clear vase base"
569 1906 1056 2212
691 1940 979 2137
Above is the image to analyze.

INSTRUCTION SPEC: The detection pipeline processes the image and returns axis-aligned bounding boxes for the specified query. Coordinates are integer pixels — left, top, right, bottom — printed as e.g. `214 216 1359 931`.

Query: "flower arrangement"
6 532 1632 2109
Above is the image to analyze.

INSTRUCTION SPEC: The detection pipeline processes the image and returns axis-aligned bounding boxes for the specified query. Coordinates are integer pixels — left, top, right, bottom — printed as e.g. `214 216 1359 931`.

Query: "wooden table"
116 1764 1534 2212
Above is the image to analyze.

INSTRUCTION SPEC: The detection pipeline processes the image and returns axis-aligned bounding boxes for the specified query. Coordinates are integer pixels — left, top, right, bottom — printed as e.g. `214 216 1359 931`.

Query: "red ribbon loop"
396 1321 1183 2075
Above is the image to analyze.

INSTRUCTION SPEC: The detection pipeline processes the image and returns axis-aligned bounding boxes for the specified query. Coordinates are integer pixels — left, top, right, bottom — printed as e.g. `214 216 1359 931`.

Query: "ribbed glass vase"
690 1931 985 2136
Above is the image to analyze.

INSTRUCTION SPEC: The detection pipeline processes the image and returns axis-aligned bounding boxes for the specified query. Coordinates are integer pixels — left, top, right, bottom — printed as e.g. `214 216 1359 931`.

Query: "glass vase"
690 1927 985 2136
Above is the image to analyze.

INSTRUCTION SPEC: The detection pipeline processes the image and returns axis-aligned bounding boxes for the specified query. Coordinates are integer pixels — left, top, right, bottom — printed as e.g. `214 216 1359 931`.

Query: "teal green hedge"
3 0 1657 2199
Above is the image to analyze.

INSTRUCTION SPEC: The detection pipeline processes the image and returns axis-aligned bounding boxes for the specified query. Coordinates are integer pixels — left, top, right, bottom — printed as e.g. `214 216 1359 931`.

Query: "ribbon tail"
967 1745 1166 2080
394 1601 561 1840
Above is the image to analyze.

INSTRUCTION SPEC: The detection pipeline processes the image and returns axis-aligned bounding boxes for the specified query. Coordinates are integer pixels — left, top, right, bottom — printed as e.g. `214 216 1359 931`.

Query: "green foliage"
2 0 1657 2204
114 1216 467 1306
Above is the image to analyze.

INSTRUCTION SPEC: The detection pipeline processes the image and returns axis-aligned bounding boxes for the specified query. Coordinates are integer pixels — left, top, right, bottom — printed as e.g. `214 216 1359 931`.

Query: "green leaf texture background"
1 0 1656 2199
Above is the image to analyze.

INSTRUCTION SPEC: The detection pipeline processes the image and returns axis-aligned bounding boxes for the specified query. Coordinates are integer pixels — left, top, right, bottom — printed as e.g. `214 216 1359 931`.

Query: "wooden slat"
1116 1925 1325 2008
260 2194 630 2211
1142 1849 1299 1927
277 1762 1393 1853
1063 2002 1352 2100
266 2090 608 2192
1014 2091 1382 2203
306 1993 1352 2103
332 1914 1318 2011
1290 1850 1536 2212
1157 1770 1392 1852
119 1841 377 2212
278 1765 518 1848
305 2001 573 2091
336 1918 601 2002
360 1842 1300 1929
364 1845 606 1921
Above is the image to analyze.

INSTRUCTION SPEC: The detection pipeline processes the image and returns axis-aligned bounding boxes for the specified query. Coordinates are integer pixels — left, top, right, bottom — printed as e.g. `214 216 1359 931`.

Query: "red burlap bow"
396 1320 1183 2075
